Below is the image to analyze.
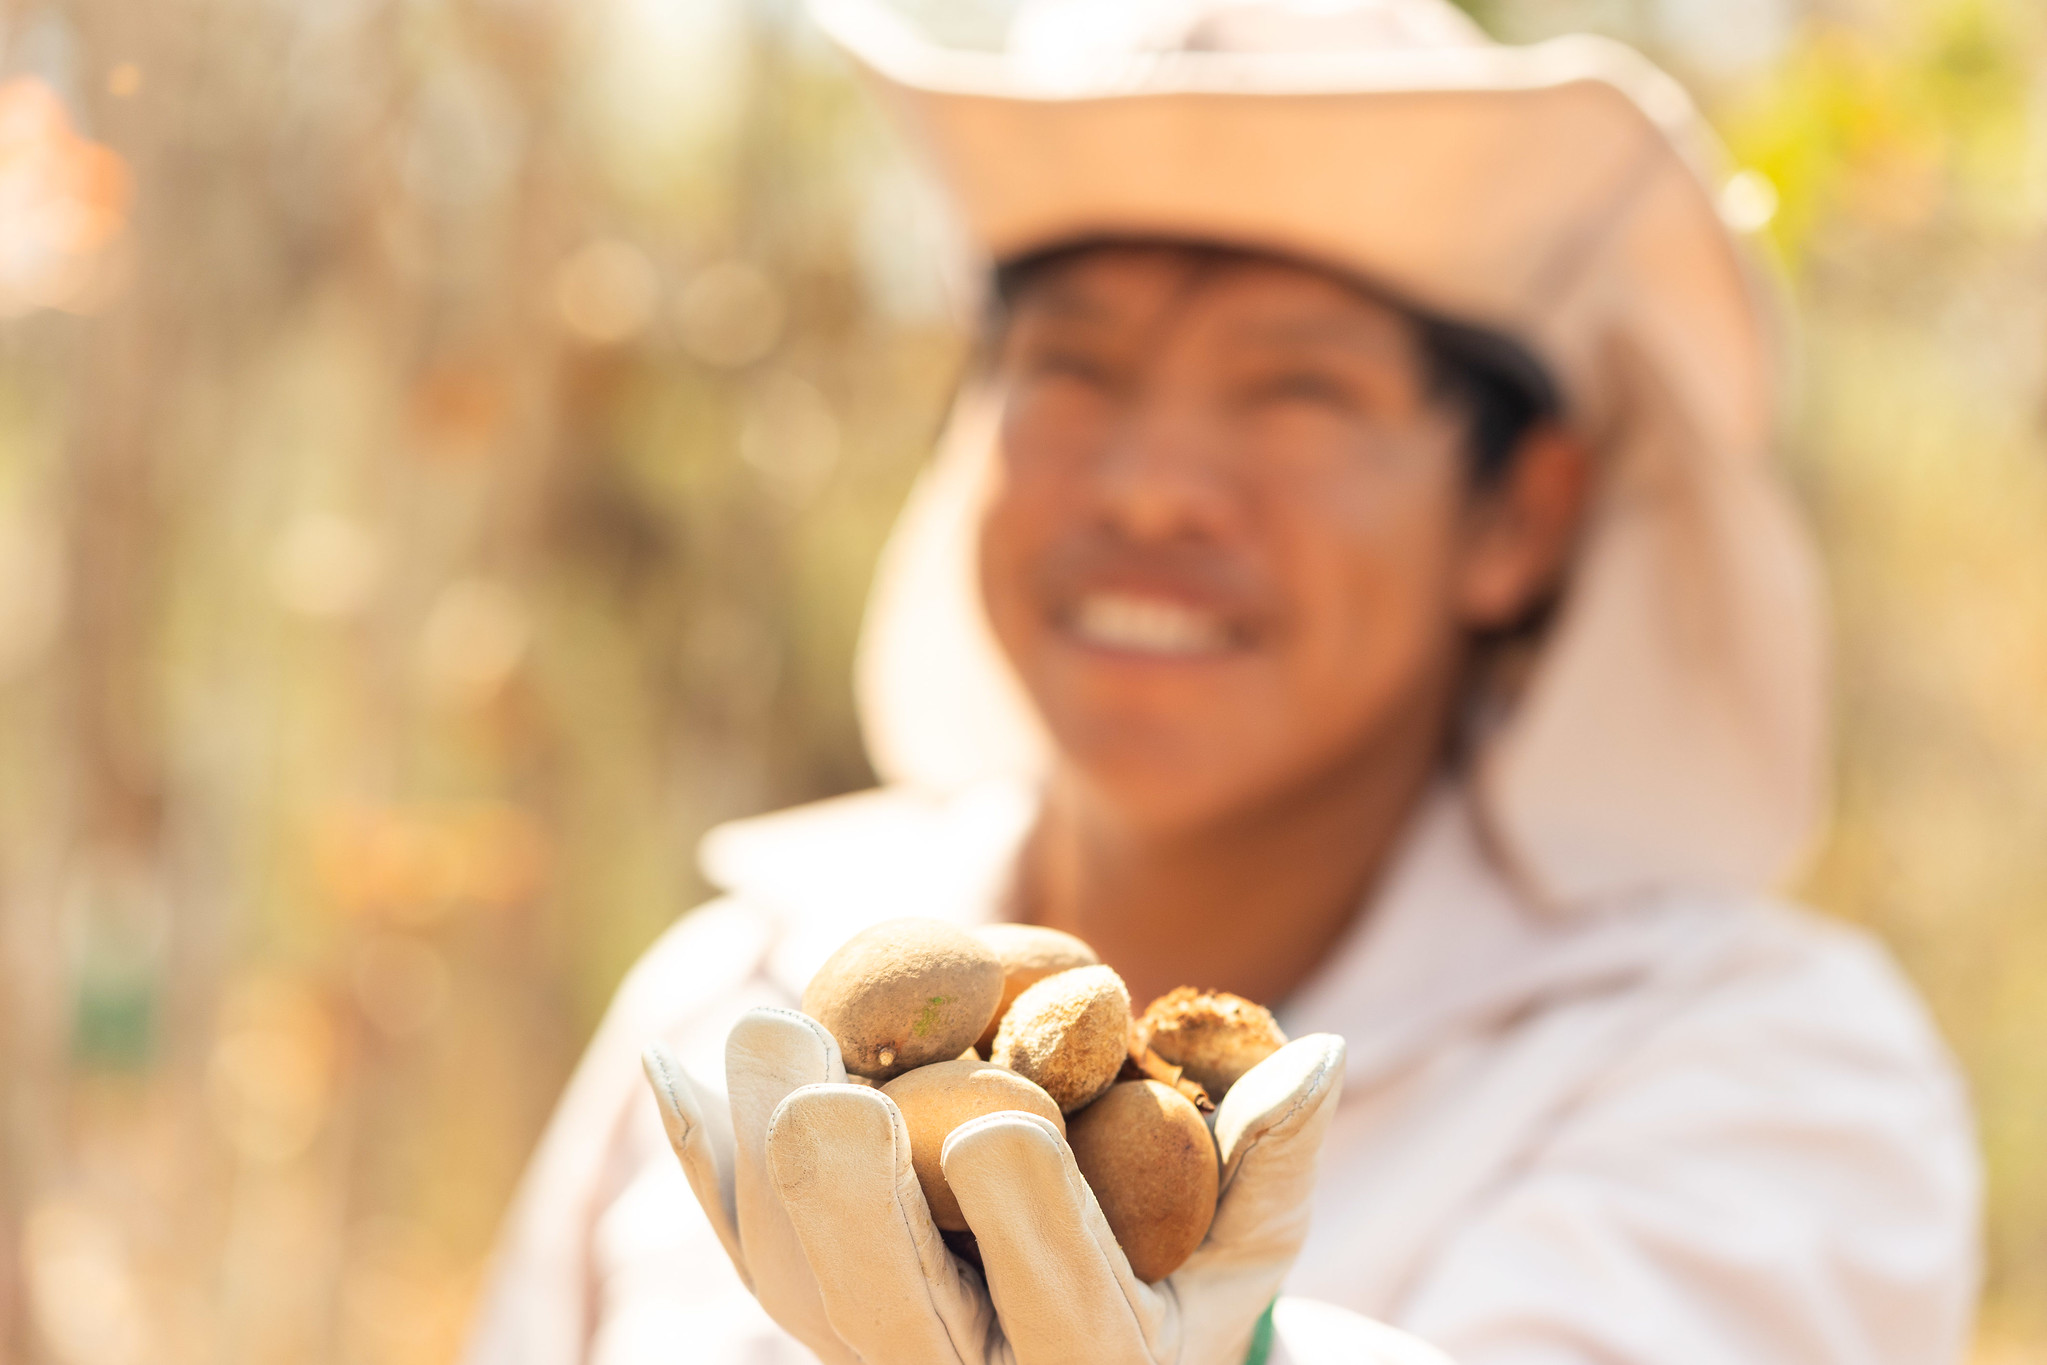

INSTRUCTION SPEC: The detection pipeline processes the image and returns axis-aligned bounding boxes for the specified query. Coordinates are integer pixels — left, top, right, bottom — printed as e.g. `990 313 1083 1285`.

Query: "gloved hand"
643 1004 1374 1365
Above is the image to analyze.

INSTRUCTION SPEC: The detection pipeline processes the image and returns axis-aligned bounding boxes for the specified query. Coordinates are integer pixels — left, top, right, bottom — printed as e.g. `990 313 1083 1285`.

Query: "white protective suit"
463 781 1978 1365
462 0 1982 1360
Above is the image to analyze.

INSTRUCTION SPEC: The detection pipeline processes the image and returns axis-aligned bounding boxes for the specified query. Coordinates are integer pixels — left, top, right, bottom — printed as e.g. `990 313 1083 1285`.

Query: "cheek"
1270 474 1469 734
977 422 1073 665
1001 375 1115 488
977 479 1033 661
979 380 1120 589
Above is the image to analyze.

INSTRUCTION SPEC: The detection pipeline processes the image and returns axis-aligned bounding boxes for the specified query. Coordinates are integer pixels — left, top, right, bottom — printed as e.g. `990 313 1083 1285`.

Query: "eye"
1030 346 1119 389
1245 368 1359 412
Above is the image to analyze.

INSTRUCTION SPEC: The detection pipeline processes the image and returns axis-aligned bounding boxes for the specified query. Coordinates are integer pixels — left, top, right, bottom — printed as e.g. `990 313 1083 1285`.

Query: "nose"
1092 392 1240 546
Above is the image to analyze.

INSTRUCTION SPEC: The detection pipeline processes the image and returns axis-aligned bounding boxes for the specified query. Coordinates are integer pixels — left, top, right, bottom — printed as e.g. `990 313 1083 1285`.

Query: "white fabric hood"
824 0 1830 910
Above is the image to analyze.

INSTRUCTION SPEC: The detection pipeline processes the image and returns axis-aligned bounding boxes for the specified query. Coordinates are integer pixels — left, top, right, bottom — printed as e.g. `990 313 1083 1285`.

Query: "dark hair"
1411 312 1560 485
991 240 1560 486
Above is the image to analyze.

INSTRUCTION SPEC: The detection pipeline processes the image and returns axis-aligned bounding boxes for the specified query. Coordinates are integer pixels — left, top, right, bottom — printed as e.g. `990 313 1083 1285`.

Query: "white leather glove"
643 1005 1392 1365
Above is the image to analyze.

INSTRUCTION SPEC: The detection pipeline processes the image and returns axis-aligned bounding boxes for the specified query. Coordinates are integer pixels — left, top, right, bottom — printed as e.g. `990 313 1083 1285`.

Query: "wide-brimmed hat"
826 0 1827 911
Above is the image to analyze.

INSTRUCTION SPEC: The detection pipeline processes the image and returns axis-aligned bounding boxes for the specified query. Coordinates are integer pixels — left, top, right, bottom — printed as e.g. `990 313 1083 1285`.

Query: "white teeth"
1069 593 1231 656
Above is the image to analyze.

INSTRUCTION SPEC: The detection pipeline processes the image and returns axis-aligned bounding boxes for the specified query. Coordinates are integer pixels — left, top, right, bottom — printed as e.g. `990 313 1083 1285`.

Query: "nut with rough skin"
1136 987 1287 1101
971 923 1100 1054
1068 1080 1218 1282
992 964 1130 1113
881 1059 1065 1230
801 918 1004 1081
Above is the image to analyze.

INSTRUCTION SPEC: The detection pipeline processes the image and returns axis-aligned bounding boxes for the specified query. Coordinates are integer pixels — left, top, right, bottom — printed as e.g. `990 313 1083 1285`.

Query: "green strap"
1242 1299 1277 1365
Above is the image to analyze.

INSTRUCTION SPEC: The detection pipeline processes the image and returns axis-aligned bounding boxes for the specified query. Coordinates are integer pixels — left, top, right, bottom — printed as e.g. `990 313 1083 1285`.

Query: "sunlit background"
0 0 2040 1361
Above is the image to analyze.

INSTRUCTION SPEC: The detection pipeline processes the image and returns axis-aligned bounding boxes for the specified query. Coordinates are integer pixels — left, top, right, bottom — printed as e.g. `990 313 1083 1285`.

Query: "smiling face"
979 244 1574 833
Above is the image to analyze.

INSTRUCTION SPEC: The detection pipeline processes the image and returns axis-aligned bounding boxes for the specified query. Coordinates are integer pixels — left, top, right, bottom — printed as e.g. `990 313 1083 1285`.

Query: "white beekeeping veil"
830 0 1828 912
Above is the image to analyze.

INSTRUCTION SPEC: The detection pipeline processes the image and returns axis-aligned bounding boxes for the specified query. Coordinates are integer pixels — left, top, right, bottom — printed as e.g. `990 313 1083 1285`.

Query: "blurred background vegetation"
0 0 2038 1361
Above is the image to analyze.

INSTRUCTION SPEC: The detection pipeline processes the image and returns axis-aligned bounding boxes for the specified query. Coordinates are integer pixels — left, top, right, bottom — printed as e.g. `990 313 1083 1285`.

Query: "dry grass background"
0 0 2039 1361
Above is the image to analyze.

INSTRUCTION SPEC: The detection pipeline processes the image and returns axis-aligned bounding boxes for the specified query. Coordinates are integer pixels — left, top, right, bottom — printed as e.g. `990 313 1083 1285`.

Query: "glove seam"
646 1048 692 1138
1060 1125 1163 1356
1220 1044 1338 1197
885 1092 979 1365
644 1042 755 1294
757 1005 844 1067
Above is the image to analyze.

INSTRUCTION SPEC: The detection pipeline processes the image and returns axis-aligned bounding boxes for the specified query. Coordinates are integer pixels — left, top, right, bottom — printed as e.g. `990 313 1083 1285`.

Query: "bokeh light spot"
555 238 658 345
270 512 382 619
418 577 530 706
1720 169 1781 233
675 259 783 368
0 76 131 315
206 976 339 1166
741 371 840 505
352 934 450 1039
24 1200 146 1365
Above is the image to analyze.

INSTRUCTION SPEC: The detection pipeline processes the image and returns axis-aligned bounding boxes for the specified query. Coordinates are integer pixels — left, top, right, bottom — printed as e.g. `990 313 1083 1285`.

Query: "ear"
1454 424 1591 631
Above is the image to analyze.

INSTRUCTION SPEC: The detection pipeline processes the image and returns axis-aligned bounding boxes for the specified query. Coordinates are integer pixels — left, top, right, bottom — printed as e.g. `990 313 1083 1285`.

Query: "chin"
1047 711 1280 834
1017 632 1294 827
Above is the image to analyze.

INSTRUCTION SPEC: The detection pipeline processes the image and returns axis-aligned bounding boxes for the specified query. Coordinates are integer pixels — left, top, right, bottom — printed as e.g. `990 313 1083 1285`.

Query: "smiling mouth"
1064 592 1240 657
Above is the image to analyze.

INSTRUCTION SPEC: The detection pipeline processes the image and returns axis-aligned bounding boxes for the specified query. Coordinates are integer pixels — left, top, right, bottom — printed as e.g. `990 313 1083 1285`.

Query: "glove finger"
769 1084 994 1365
642 1043 748 1288
726 1007 857 1365
1164 1036 1344 1365
944 1111 1166 1365
1201 1034 1346 1260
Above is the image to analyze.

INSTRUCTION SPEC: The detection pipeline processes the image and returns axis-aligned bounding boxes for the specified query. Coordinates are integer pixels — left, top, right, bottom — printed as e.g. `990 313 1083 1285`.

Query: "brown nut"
802 918 1004 1081
1135 987 1287 1101
992 964 1130 1113
881 1059 1065 1230
970 924 1100 1055
1068 1080 1218 1281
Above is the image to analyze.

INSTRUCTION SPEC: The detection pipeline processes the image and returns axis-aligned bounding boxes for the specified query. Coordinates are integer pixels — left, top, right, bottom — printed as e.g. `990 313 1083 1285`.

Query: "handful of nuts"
801 917 1290 1282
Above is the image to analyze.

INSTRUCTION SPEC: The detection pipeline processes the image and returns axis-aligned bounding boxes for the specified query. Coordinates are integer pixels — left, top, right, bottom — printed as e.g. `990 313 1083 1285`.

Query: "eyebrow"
1014 281 1121 327
1014 254 1231 336
1014 280 1414 367
1225 314 1411 357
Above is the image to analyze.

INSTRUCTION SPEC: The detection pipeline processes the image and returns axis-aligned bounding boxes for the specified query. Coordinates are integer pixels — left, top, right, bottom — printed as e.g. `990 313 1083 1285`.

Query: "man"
464 1 1979 1362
